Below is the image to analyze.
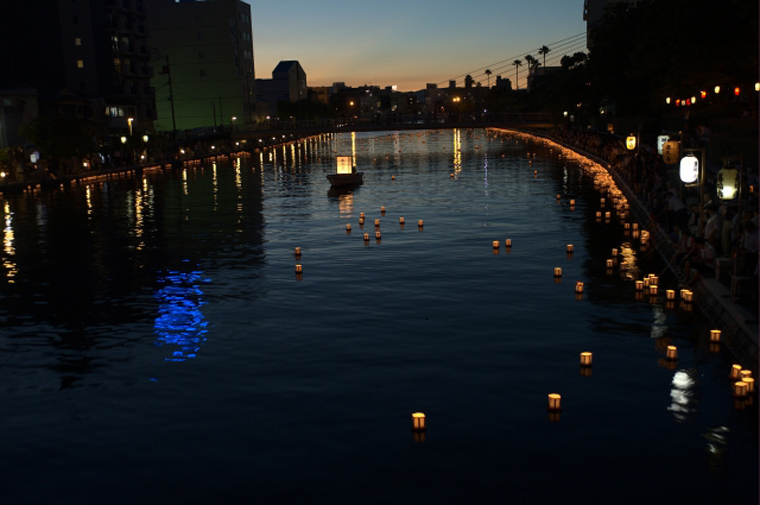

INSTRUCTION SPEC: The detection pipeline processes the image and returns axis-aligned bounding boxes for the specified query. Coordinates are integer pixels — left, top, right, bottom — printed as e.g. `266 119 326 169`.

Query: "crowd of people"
550 126 758 306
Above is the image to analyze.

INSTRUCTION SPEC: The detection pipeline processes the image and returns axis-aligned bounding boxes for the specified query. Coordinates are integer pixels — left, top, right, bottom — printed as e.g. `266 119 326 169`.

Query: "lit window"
77 59 84 68
75 37 82 46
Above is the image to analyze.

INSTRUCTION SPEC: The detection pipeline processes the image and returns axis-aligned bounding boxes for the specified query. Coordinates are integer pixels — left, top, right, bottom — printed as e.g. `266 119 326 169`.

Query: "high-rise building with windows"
0 0 157 143
147 0 259 132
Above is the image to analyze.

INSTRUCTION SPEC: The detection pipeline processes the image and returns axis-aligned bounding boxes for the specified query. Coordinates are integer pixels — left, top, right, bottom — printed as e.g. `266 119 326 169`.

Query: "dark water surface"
0 129 756 504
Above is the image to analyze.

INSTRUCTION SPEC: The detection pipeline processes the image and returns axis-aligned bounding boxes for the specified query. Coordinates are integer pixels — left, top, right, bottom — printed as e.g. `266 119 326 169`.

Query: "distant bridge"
229 113 553 142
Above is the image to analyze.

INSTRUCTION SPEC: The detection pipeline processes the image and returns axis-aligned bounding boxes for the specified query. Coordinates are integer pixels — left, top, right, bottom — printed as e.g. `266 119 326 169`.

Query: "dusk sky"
248 0 588 91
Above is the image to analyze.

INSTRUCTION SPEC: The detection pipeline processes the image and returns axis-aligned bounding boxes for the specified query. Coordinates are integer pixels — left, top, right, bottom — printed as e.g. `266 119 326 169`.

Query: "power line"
439 31 588 88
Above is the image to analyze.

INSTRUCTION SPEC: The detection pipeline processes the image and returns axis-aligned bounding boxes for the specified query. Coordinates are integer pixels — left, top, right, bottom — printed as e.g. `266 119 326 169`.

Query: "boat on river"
327 156 363 187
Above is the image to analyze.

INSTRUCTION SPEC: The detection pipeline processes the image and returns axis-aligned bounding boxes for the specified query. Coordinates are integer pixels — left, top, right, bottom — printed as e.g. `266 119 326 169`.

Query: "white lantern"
717 167 739 200
657 135 670 155
679 154 699 184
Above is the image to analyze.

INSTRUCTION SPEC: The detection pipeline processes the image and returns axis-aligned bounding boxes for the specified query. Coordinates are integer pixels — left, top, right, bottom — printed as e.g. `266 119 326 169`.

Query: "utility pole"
165 55 177 137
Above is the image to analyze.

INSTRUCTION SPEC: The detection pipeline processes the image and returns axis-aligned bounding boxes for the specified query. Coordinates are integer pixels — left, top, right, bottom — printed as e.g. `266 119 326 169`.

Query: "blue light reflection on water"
153 269 210 361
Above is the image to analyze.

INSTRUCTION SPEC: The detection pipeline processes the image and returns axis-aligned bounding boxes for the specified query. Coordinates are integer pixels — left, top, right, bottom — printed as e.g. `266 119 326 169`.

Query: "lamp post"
680 148 706 233
127 117 134 136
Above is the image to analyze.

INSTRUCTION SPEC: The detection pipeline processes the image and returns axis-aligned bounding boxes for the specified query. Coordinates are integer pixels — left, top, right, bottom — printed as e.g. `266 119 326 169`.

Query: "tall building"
148 0 257 132
0 0 157 143
255 61 308 118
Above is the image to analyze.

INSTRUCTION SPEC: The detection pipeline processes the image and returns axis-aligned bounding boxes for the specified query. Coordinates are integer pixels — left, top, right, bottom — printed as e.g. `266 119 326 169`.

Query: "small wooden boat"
328 156 363 187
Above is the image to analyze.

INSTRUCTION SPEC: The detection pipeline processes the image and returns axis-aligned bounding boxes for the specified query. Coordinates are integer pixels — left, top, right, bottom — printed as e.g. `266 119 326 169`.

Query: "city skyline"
248 0 588 91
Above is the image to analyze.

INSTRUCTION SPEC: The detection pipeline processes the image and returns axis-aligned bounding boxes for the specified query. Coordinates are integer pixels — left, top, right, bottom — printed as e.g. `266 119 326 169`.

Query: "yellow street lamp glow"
665 97 671 104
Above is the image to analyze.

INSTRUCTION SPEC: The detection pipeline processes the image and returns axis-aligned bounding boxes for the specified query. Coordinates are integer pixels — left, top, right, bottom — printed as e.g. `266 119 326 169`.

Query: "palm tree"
513 59 522 89
485 69 492 88
538 45 551 67
525 54 537 69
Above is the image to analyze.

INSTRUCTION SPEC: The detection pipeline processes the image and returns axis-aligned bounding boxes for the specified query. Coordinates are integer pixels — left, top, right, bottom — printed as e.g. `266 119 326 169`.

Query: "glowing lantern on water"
606 259 613 268
375 231 381 240
363 233 369 242
566 244 574 253
666 290 675 300
741 370 752 381
733 381 748 398
399 217 405 224
729 364 742 380
493 240 500 249
554 267 562 277
580 352 593 367
683 290 693 302
635 280 644 291
569 199 576 206
380 206 386 214
418 220 424 227
547 393 562 411
346 224 352 232
710 329 721 343
295 264 303 273
294 247 302 257
649 284 658 296
575 281 584 294
374 219 380 227
505 239 512 247
412 412 426 431
744 377 755 393
666 345 678 361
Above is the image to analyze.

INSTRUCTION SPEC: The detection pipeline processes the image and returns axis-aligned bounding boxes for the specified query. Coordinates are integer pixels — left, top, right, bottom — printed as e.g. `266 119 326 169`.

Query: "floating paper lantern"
683 290 693 302
346 224 352 232
666 345 678 360
730 364 742 380
612 248 618 256
741 370 752 380
547 393 562 411
596 211 602 219
380 206 386 213
360 212 365 219
295 264 303 274
575 281 584 294
635 280 644 291
567 244 574 253
375 231 381 240
733 381 749 398
744 377 755 393
569 199 575 206
493 240 500 249
606 259 614 268
418 220 424 227
554 267 562 277
363 233 369 242
374 219 380 227
411 412 426 431
399 217 405 224
556 194 561 200
580 352 593 367
710 329 721 343
649 284 658 296
666 289 675 300
505 239 512 247
294 247 301 257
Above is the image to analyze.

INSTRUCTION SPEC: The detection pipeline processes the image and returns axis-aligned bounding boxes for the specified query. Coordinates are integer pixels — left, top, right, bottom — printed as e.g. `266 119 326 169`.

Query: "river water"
0 129 756 504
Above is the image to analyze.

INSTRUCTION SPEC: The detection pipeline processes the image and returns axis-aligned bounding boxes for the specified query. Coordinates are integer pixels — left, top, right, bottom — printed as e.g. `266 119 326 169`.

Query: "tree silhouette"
538 45 551 67
512 60 522 89
485 69 492 88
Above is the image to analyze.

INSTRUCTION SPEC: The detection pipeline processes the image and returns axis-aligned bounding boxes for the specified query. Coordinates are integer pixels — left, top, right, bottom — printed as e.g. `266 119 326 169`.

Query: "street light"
127 117 134 136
